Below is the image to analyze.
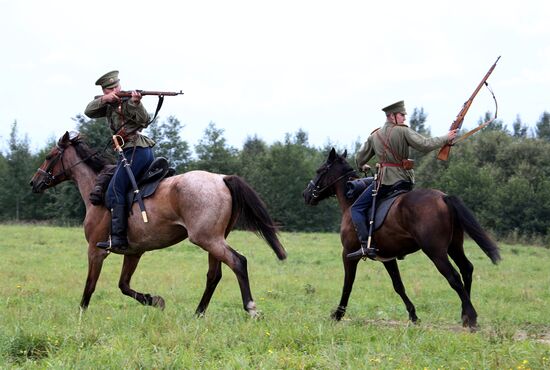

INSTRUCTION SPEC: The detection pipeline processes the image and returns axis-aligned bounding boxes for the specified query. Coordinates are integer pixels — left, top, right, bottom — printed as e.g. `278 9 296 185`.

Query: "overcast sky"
1 0 549 153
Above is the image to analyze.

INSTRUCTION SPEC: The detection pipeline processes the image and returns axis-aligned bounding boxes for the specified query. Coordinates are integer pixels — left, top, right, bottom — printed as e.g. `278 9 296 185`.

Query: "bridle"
36 141 97 186
307 162 356 200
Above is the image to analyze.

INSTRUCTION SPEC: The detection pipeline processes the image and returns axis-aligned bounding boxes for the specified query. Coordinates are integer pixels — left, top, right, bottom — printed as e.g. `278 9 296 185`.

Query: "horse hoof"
331 306 346 321
152 296 165 310
248 310 263 319
461 314 478 329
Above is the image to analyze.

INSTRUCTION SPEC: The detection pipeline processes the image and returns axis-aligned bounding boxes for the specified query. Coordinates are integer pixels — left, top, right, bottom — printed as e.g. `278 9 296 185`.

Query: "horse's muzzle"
302 182 319 206
29 176 47 194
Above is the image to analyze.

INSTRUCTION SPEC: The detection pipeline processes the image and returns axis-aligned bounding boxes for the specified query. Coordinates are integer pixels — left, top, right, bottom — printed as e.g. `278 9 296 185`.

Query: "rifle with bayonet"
437 56 500 161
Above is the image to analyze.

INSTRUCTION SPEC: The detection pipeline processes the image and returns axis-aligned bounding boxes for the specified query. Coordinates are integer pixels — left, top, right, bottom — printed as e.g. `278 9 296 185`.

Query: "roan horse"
303 148 500 328
30 131 286 317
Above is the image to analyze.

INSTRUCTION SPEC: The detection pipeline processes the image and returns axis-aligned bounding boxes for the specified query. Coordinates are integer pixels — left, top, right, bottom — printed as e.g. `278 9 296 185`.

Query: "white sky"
1 0 549 153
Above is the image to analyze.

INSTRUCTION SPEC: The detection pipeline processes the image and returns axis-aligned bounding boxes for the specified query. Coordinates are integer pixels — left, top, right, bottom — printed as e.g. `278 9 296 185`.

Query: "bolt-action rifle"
94 90 183 99
437 57 500 161
94 90 184 125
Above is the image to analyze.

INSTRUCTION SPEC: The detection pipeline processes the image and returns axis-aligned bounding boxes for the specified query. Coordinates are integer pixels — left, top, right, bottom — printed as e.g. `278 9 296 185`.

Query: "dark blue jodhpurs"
106 146 154 208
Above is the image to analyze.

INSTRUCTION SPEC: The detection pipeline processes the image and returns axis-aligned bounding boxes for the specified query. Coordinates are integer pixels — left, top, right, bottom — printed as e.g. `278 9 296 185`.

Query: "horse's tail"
223 175 287 260
444 195 501 264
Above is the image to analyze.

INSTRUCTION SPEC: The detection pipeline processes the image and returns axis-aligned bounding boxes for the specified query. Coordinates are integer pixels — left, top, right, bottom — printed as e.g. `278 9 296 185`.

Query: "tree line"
1 109 550 244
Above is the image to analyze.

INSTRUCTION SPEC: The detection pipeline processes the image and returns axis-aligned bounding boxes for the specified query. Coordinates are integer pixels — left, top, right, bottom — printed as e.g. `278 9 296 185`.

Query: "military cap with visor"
95 70 120 89
382 100 407 115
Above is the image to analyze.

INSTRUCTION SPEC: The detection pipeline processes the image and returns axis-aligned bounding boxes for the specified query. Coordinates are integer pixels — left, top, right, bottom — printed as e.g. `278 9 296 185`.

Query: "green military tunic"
355 120 448 185
84 98 155 149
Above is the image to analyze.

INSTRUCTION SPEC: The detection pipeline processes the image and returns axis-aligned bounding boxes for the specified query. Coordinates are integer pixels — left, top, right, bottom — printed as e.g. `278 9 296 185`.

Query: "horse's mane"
335 153 359 178
72 138 112 173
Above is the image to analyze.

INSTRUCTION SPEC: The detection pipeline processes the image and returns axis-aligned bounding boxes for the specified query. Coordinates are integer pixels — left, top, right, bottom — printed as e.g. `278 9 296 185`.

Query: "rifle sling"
148 95 164 124
453 83 498 145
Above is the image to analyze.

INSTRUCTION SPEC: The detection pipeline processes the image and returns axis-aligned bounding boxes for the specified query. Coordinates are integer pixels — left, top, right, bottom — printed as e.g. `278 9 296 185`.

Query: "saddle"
127 157 176 206
346 178 410 230
89 157 175 207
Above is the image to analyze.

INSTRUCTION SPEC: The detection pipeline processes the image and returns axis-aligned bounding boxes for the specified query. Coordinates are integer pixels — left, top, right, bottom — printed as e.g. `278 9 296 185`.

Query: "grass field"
1 224 549 369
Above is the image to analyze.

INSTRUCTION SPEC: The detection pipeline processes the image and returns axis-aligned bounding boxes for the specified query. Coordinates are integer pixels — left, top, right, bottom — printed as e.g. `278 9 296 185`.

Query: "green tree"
238 135 269 185
512 114 528 138
192 122 239 174
256 131 340 232
409 107 430 136
478 111 507 133
0 122 36 220
146 116 191 173
74 114 116 163
535 111 550 140
408 107 432 161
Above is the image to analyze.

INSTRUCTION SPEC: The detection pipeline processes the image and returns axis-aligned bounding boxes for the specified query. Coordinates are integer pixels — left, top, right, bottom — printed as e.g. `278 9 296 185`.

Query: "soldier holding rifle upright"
347 100 458 261
85 70 156 250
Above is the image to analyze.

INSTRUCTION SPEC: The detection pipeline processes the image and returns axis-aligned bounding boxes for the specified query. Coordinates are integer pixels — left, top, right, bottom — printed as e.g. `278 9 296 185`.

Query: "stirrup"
346 244 378 261
96 236 128 251
96 236 112 250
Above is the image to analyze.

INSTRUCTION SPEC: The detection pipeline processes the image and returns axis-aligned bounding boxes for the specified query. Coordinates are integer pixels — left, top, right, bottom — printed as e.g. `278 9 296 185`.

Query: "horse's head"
303 148 356 205
30 131 84 193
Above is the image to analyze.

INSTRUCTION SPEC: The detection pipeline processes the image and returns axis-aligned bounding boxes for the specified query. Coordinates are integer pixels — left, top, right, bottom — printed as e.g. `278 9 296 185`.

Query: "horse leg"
331 252 360 321
213 244 257 317
448 244 474 297
80 247 110 310
382 259 418 323
118 254 165 310
429 254 477 328
195 254 223 316
228 246 258 317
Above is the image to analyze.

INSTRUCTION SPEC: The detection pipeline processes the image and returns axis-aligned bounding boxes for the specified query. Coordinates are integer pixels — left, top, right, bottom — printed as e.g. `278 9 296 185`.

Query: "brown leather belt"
380 162 402 167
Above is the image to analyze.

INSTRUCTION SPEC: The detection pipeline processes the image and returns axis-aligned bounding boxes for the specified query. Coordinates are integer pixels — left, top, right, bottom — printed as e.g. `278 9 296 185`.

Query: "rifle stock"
437 56 500 161
436 144 452 161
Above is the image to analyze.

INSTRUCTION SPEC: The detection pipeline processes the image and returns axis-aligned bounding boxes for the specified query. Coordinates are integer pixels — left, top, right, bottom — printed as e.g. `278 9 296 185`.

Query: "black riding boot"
347 221 377 260
96 204 128 250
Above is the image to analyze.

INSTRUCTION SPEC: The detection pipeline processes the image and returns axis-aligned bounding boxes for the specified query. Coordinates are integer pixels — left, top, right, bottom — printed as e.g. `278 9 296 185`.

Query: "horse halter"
36 144 68 186
36 140 97 186
307 163 356 199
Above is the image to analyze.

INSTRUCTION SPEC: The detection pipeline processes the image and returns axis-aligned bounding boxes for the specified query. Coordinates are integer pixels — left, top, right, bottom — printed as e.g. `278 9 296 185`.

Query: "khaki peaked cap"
95 70 120 89
382 100 407 115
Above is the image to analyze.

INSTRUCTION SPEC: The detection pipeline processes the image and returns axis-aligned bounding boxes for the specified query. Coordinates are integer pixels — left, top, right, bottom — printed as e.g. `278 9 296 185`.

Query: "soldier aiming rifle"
84 70 182 250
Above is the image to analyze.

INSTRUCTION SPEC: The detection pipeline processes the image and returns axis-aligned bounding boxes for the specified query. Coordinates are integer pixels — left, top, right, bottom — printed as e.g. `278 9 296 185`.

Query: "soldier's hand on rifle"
447 129 458 144
101 91 120 104
130 90 142 104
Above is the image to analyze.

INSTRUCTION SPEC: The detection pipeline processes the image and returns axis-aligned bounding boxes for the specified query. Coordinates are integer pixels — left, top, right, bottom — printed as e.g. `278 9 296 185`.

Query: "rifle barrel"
117 90 184 97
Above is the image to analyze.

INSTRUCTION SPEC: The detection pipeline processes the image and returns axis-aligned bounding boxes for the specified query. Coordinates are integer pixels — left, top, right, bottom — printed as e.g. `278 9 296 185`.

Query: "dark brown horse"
303 148 500 328
30 131 286 317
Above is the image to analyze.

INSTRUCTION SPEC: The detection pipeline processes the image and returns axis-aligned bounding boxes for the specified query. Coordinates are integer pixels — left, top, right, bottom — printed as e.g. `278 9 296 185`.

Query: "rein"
308 168 356 199
37 142 99 185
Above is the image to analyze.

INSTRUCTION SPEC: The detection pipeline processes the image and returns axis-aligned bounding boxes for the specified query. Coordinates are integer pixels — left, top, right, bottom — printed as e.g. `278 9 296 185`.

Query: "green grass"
1 224 549 369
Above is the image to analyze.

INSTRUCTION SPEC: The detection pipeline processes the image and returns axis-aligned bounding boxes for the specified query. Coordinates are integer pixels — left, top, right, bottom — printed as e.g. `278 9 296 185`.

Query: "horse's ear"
328 147 337 162
68 131 80 141
58 131 70 146
342 149 348 158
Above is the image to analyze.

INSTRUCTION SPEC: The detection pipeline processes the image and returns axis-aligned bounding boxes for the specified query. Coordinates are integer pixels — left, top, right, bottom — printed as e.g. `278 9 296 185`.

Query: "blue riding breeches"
350 182 399 227
106 146 154 208
350 182 375 228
